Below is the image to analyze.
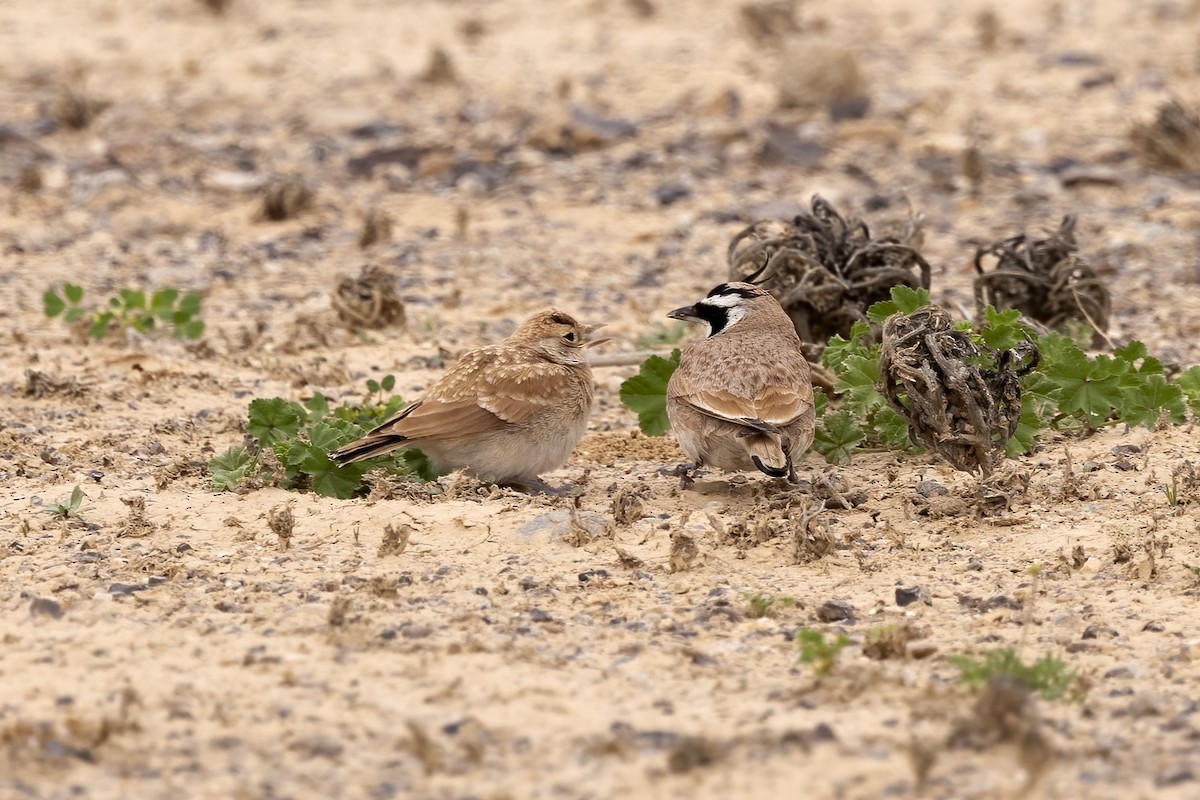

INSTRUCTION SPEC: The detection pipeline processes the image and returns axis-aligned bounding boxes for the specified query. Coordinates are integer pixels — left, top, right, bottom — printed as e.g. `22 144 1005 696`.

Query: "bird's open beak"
582 322 612 348
667 305 701 323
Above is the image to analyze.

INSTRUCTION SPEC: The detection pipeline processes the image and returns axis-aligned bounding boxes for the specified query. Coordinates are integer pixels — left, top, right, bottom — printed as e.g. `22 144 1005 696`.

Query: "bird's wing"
365 398 507 440
368 354 579 441
674 370 812 429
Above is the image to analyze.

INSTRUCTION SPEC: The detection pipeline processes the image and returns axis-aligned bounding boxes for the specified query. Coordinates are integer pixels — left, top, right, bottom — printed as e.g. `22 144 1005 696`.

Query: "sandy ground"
3 0 1200 798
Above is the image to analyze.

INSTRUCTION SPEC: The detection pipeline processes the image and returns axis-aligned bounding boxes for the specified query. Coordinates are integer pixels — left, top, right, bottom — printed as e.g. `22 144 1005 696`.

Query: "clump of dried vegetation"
879 305 1038 475
727 196 930 353
973 215 1111 338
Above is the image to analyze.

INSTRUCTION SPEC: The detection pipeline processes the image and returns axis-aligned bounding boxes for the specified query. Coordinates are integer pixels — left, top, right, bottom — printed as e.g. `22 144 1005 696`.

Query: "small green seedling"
43 283 205 340
43 283 87 323
634 322 687 349
44 486 92 520
948 647 1077 701
743 592 797 619
1163 475 1181 508
796 628 849 676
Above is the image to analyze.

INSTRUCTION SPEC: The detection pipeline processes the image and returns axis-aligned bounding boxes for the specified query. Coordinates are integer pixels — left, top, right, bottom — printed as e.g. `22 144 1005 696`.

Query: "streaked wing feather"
683 385 811 428
372 399 506 440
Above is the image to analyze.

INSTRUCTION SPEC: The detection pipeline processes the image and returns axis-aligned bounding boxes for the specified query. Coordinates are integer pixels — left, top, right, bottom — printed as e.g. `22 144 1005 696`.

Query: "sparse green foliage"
865 285 931 323
634 322 687 349
208 376 439 499
44 486 91 519
795 628 849 676
1163 475 1180 508
43 283 205 340
948 647 1077 701
620 349 681 436
743 592 797 619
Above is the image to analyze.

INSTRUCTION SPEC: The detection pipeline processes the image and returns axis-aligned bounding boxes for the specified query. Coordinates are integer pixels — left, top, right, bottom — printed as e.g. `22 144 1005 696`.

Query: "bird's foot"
673 463 699 490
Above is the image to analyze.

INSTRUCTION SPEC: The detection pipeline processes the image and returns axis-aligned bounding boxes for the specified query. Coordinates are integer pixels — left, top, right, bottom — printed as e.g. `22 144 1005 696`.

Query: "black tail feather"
751 454 789 479
330 435 409 465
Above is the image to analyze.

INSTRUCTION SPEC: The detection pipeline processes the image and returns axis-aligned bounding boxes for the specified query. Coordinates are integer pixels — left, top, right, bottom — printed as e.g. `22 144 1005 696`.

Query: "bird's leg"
673 463 698 490
786 458 798 485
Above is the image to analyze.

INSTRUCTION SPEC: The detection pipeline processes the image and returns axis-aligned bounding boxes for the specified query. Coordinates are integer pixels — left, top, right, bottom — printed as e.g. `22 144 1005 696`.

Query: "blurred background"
2 0 1199 364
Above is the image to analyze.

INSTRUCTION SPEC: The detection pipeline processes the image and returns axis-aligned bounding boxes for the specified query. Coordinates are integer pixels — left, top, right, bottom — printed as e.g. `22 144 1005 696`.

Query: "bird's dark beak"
667 305 701 323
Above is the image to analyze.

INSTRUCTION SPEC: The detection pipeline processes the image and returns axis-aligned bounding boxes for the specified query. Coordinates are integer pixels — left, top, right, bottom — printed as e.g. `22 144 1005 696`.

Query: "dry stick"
588 350 670 367
1071 283 1115 350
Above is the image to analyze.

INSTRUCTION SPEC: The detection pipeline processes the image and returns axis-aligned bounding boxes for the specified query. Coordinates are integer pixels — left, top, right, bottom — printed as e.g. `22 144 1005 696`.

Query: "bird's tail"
742 433 790 479
330 434 409 465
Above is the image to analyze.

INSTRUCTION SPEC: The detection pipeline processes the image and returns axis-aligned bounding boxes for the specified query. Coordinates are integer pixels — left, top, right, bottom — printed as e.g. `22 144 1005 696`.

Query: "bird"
666 281 815 483
330 310 607 492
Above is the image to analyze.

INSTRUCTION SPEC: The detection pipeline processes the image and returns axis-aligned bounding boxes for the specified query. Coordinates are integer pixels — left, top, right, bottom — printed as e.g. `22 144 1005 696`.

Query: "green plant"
743 592 796 619
948 647 1077 701
43 283 204 340
634 322 687 349
43 486 91 520
208 376 438 499
795 628 849 676
619 349 680 436
1163 475 1181 508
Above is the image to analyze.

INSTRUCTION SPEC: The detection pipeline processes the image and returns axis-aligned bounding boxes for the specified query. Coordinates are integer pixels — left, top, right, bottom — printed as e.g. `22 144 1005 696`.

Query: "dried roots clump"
879 305 1038 475
973 215 1110 336
728 196 930 351
332 264 406 329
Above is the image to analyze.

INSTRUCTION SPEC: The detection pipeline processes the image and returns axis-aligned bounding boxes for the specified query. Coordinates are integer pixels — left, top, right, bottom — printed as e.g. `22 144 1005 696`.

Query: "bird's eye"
564 331 577 342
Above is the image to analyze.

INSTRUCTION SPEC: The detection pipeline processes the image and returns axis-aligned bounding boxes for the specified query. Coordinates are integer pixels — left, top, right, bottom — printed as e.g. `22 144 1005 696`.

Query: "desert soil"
3 0 1200 798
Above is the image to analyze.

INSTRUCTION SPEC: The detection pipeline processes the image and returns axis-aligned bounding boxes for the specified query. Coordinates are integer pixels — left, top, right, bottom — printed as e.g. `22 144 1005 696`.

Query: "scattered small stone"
287 734 345 760
1104 666 1135 679
816 599 855 622
654 184 691 206
108 582 149 596
895 586 932 607
529 608 553 623
906 641 938 659
1143 621 1165 633
666 735 725 773
578 569 609 583
914 480 948 498
29 597 63 618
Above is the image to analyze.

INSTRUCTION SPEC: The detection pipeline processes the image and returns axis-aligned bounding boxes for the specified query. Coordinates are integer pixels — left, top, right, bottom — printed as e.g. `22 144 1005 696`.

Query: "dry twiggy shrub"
332 264 405 329
879 305 1037 475
728 195 930 351
53 83 110 130
260 176 312 221
974 215 1111 336
1130 99 1200 172
358 207 393 248
419 47 458 85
